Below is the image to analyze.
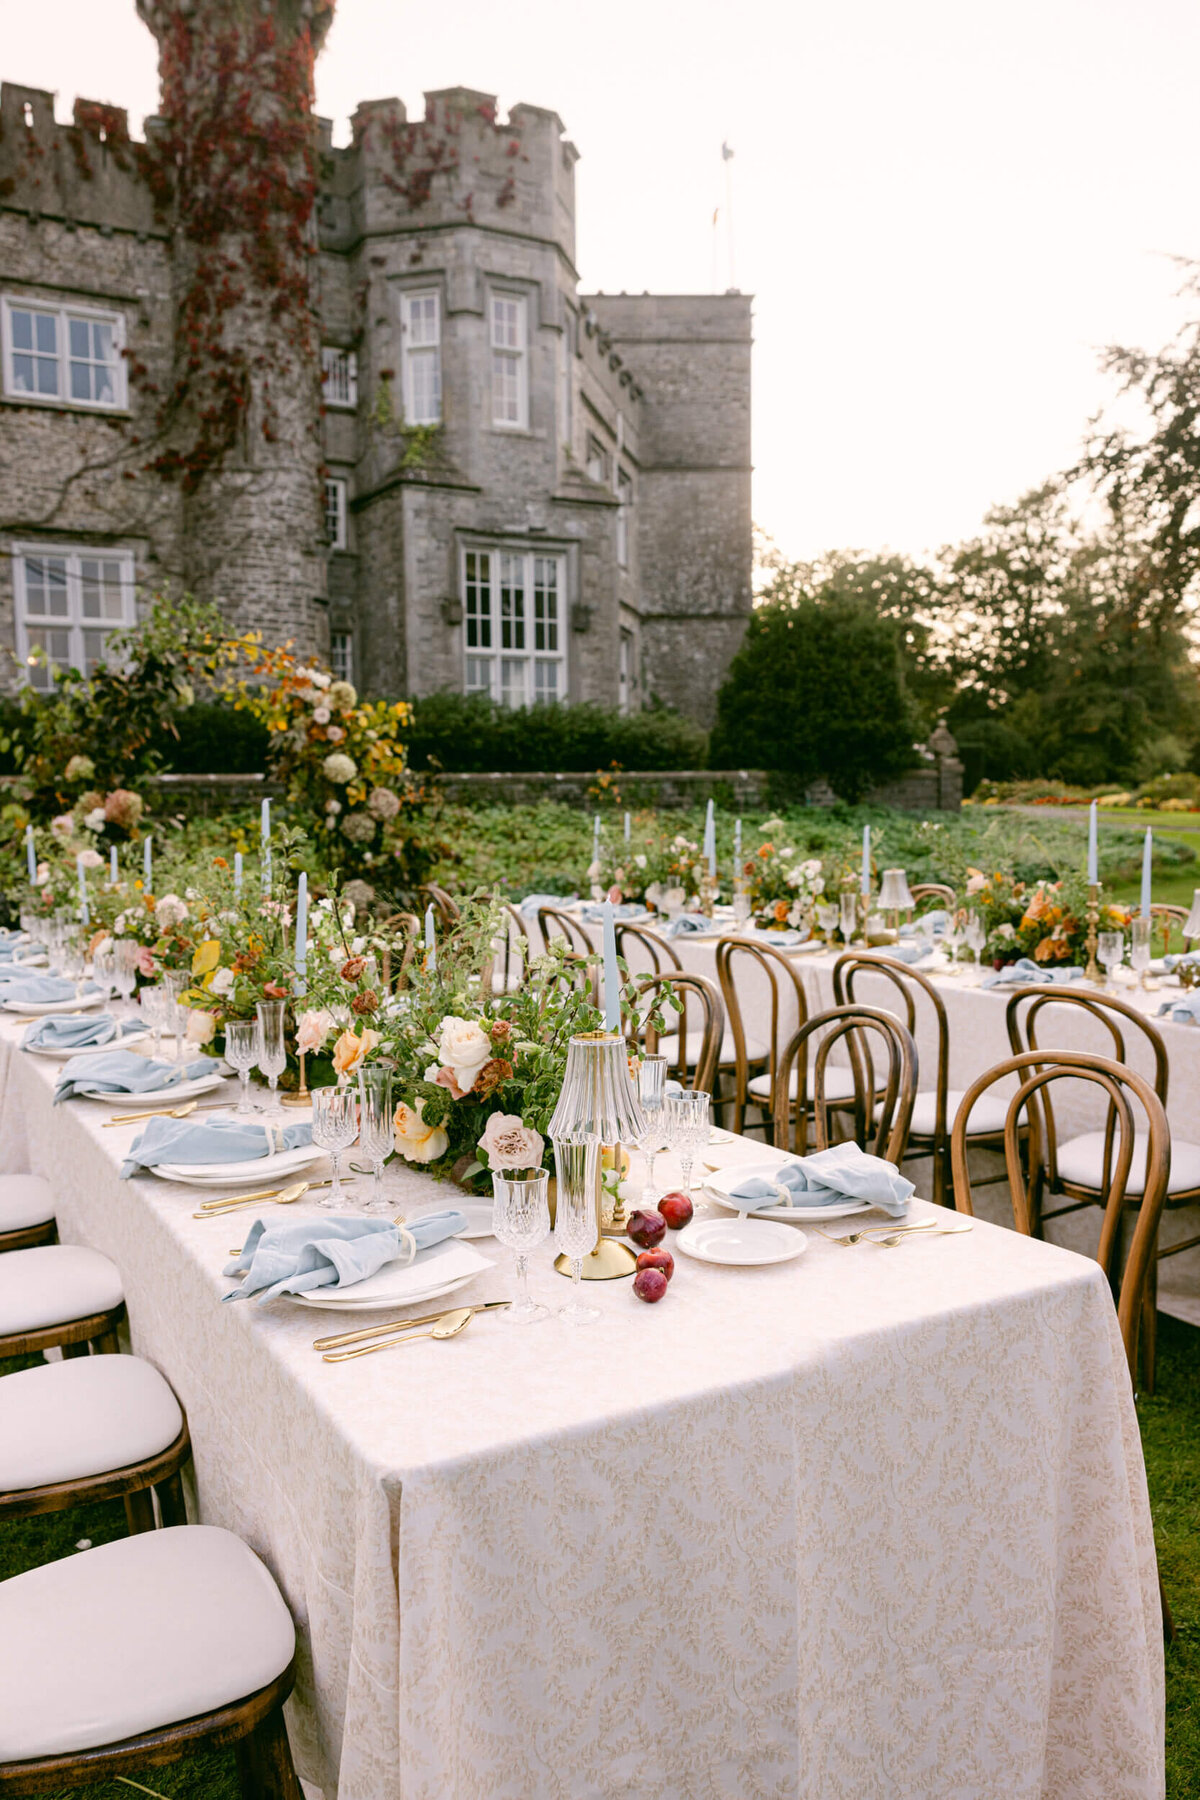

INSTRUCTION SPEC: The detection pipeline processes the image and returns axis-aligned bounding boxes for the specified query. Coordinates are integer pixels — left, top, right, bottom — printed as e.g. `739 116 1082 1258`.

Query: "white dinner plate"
25 1028 152 1060
708 1128 735 1145
0 953 49 969
674 1216 808 1267
704 1159 874 1222
150 1144 324 1187
80 1071 228 1107
288 1238 495 1310
4 993 105 1016
407 1200 495 1240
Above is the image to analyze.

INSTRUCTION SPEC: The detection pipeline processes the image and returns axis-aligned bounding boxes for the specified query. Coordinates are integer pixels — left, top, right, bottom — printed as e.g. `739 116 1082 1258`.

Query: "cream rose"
436 1015 492 1092
155 893 189 929
296 1008 334 1055
332 1026 380 1078
478 1112 544 1172
394 1098 449 1164
185 1008 217 1045
208 966 235 998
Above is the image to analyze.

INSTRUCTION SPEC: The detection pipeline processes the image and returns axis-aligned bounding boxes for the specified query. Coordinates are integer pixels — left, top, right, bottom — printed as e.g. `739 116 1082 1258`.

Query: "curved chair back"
536 905 596 959
419 883 461 931
1150 901 1195 955
773 1003 917 1163
715 937 811 1137
910 882 956 910
376 911 420 992
614 921 682 979
950 1049 1170 1379
1005 988 1169 1193
639 971 726 1094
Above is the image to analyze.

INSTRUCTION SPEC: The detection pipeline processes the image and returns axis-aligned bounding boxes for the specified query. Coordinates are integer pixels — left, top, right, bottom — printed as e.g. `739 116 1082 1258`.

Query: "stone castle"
0 9 752 722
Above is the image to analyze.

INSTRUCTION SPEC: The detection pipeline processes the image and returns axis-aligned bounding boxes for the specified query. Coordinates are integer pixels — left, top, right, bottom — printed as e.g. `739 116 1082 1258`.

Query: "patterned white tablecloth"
0 1012 1165 1798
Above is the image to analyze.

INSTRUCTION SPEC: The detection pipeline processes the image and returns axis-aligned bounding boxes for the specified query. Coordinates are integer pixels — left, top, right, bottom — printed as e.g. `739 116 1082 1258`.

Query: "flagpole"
722 140 736 289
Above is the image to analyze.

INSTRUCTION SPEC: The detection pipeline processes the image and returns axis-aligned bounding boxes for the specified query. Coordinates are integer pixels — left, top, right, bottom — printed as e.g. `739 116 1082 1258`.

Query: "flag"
721 140 734 161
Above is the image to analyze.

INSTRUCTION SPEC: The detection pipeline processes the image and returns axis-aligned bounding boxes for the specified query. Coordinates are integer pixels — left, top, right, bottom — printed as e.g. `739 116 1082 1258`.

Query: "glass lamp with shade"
548 1031 648 1280
877 868 915 937
1184 889 1200 944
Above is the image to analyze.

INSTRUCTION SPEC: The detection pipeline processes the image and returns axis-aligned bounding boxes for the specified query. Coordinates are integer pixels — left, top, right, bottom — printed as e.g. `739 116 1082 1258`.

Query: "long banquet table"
0 1012 1165 1798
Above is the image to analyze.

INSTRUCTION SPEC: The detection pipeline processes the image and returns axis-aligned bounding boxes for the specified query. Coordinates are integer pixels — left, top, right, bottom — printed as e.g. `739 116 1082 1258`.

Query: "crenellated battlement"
0 83 167 239
320 86 578 262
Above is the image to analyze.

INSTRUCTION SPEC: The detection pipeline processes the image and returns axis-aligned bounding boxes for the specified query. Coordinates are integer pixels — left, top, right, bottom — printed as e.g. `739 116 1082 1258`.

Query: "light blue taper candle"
861 826 871 897
1141 829 1153 917
109 846 117 885
624 812 631 843
76 854 89 928
703 798 716 877
1087 801 1098 885
734 816 742 865
425 904 437 973
25 825 35 884
233 850 243 895
143 836 152 886
602 899 620 1033
294 872 308 995
592 814 601 859
261 798 272 893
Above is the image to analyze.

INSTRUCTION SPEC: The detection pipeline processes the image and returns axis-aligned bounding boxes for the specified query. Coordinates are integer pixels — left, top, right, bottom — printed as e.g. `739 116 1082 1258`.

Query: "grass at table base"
2 1321 1200 1796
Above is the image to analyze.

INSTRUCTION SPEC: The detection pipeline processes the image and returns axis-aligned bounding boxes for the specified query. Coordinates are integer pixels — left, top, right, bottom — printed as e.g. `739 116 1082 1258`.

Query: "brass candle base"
281 1049 311 1108
1084 882 1101 984
555 1240 638 1280
699 871 718 919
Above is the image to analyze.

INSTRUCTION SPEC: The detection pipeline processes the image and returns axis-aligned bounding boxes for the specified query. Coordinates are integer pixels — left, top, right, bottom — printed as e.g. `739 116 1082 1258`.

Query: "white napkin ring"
393 1225 418 1267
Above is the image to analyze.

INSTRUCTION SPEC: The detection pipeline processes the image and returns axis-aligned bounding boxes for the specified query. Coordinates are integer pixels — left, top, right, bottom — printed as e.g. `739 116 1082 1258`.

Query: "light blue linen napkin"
55 1052 214 1104
664 912 720 938
222 1210 468 1302
23 1013 145 1053
727 1143 914 1217
0 941 45 961
1157 992 1200 1025
0 976 92 1005
518 891 575 919
981 958 1086 989
579 902 648 923
1162 953 1200 972
879 941 925 965
746 926 808 947
121 1115 312 1179
914 909 949 936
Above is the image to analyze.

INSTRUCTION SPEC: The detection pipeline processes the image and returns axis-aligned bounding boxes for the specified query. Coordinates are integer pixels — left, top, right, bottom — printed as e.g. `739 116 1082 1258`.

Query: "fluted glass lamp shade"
548 1032 648 1145
1184 888 1200 941
878 867 915 911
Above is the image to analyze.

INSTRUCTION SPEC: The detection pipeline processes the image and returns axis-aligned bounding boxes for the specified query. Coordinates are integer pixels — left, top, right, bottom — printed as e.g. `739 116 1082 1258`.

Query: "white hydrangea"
323 753 357 784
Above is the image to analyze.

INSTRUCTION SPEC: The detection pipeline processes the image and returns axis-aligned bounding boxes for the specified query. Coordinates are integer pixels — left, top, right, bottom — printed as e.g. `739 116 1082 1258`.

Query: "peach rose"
478 1111 544 1172
332 1026 380 1078
394 1098 449 1164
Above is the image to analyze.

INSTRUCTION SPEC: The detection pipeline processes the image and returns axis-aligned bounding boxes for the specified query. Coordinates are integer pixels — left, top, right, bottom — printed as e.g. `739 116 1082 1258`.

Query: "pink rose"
434 1064 467 1100
135 946 157 976
296 1009 333 1055
478 1112 544 1172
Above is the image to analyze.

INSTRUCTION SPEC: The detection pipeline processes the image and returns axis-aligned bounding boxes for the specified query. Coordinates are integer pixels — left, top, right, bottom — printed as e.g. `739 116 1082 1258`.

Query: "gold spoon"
104 1100 202 1127
322 1306 476 1362
196 1179 315 1220
872 1222 974 1248
816 1219 940 1247
313 1299 512 1352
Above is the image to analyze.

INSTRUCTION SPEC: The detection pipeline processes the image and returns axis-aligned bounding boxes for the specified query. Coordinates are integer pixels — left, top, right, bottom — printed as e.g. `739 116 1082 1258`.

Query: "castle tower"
134 0 333 650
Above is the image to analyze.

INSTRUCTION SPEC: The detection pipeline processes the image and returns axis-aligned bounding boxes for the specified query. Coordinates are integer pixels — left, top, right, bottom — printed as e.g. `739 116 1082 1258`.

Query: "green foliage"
405 691 708 774
709 595 920 802
163 701 270 774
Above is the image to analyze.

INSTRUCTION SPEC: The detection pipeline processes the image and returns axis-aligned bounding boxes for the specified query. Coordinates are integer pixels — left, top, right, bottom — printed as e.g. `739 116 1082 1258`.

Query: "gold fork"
312 1299 512 1352
813 1219 940 1247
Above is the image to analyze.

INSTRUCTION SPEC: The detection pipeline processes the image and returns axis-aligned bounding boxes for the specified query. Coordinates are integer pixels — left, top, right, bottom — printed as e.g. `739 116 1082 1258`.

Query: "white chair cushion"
0 1245 123 1337
0 1525 295 1760
1055 1130 1200 1198
897 1088 1015 1139
747 1065 859 1103
657 1030 769 1069
0 1174 55 1232
0 1355 183 1492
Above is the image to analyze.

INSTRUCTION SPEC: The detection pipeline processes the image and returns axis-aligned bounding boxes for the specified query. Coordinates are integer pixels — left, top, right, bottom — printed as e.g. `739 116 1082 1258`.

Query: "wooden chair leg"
94 1328 121 1354
1141 1257 1159 1397
235 1704 304 1800
932 1137 948 1209
157 1469 188 1528
60 1340 90 1360
123 1487 156 1535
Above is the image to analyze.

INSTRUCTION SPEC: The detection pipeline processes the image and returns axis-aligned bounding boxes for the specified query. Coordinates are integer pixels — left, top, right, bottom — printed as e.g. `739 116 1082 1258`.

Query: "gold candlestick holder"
699 870 718 918
859 892 872 946
281 1048 311 1107
1084 883 1101 984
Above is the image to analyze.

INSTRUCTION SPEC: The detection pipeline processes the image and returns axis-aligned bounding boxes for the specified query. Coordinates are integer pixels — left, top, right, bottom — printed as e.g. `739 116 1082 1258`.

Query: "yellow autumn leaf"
192 939 222 976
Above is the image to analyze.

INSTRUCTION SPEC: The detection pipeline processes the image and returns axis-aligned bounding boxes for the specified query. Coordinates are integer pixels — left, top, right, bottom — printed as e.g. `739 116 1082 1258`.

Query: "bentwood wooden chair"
772 1004 917 1162
1149 902 1194 957
0 1526 303 1798
0 1175 56 1253
0 1244 125 1361
613 920 682 979
714 937 811 1140
536 905 596 960
1006 987 1200 1390
419 883 460 930
834 952 1017 1208
638 972 726 1095
909 883 956 910
485 902 530 995
377 911 420 992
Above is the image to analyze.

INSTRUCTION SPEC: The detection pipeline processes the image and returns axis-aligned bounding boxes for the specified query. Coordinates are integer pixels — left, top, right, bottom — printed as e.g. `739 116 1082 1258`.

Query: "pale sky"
7 0 1199 564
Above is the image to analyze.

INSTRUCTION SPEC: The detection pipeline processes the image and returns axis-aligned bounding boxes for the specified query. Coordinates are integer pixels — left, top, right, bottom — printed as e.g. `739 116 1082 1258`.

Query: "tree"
709 595 919 801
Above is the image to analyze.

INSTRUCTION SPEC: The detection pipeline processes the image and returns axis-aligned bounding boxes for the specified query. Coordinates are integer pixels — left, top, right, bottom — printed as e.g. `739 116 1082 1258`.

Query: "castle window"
2 297 125 411
324 478 348 551
558 310 575 451
616 467 633 568
321 347 358 409
462 546 565 706
586 436 609 485
12 544 136 691
490 293 528 429
619 628 634 713
330 631 354 686
400 291 441 425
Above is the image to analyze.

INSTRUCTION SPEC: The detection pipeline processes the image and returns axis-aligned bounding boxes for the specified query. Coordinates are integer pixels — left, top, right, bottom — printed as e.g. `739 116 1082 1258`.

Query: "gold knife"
103 1100 229 1126
197 1177 350 1214
312 1299 512 1352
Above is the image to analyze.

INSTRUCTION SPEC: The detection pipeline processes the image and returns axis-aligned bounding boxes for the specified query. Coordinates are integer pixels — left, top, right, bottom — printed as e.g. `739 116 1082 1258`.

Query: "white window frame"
400 290 442 425
461 544 566 706
324 477 348 551
11 542 137 689
330 631 354 685
489 291 529 430
1 295 127 411
321 346 358 409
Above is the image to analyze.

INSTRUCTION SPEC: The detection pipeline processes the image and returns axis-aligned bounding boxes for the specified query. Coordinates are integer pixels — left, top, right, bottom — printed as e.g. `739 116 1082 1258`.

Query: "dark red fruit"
633 1267 669 1303
658 1190 694 1230
636 1247 674 1282
627 1208 667 1248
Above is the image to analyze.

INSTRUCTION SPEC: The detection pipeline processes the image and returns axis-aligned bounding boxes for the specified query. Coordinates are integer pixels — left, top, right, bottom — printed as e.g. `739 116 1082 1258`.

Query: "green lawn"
3 1321 1198 1791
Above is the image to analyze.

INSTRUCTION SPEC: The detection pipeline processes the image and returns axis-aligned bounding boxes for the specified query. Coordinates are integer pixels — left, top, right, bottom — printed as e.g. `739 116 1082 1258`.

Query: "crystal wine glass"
964 910 986 980
224 1018 260 1116
492 1171 551 1323
255 999 288 1113
142 986 170 1060
113 939 139 1010
161 970 189 1062
357 1064 393 1211
312 1085 360 1209
839 890 858 945
732 882 752 927
636 1052 669 1205
552 1140 601 1325
816 902 838 946
92 944 116 1003
1098 930 1125 992
1131 916 1152 987
666 1089 712 1196
61 937 88 1003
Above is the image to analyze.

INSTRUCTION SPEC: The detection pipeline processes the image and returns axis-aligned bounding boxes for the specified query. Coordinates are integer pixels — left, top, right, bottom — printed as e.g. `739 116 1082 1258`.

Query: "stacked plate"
287 1236 496 1312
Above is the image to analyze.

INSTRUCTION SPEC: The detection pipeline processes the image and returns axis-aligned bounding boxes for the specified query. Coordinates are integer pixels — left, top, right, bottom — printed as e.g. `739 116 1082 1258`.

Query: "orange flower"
772 900 789 922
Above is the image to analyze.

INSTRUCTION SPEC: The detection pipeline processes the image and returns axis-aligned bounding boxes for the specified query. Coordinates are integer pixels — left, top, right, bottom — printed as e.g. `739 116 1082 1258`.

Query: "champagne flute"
1131 916 1152 988
113 939 139 1009
964 911 987 980
224 1019 260 1116
636 1052 669 1205
255 999 288 1113
553 1139 601 1324
492 1171 551 1323
161 970 189 1061
1098 930 1125 993
357 1065 393 1211
839 890 858 945
312 1085 360 1208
